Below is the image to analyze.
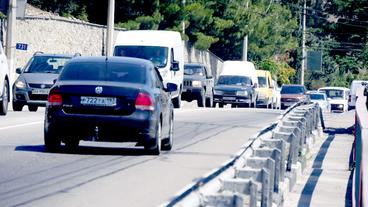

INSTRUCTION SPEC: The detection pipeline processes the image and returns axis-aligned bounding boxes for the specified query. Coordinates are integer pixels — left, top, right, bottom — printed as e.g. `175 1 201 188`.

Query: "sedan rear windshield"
281 86 305 94
217 75 252 86
60 62 146 84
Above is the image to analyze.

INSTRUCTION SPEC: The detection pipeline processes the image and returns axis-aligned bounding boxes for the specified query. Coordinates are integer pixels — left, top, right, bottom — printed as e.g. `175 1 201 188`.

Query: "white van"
114 30 184 108
318 87 350 112
349 80 368 109
0 44 9 115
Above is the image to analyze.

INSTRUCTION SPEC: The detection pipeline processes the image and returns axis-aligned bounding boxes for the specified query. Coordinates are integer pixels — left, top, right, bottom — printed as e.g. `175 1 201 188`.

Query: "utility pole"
106 0 115 56
301 0 307 85
6 0 16 82
182 0 185 35
242 1 249 61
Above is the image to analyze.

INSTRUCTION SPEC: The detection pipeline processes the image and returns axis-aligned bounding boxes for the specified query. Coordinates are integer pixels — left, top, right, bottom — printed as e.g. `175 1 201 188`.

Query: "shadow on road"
296 126 354 207
14 145 151 156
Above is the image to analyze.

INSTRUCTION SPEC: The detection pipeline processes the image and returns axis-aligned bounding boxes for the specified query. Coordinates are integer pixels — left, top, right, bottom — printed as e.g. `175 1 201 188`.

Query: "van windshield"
114 46 168 68
257 77 267 87
217 75 251 86
319 89 344 99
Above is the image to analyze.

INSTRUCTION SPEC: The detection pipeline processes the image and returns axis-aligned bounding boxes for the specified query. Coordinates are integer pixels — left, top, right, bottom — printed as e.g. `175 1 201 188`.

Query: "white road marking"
0 121 43 131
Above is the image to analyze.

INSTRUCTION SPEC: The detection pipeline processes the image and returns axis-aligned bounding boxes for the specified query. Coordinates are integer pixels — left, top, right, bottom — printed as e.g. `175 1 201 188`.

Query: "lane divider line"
0 121 43 131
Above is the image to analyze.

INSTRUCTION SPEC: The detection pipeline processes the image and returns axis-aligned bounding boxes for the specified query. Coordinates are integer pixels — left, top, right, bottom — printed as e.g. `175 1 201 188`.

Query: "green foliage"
193 32 218 50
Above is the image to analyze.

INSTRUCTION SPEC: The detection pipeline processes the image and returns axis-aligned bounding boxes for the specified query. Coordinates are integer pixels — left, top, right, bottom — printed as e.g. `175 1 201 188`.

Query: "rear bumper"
45 109 157 142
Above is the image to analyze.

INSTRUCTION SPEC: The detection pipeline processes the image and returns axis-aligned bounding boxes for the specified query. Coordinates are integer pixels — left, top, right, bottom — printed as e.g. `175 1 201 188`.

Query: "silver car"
12 53 76 112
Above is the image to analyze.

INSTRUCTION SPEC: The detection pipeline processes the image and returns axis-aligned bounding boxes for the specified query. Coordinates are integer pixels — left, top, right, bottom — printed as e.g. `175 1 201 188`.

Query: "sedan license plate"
223 97 236 101
32 89 49 95
80 96 117 107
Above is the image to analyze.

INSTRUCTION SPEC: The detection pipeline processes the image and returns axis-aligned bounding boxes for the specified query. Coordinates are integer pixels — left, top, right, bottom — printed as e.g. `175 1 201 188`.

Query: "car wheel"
145 120 161 155
212 102 217 108
12 101 23 111
205 94 213 108
231 104 237 108
0 80 9 115
172 94 181 108
197 90 205 107
161 115 173 151
28 105 38 112
219 103 224 108
44 128 61 152
64 139 80 152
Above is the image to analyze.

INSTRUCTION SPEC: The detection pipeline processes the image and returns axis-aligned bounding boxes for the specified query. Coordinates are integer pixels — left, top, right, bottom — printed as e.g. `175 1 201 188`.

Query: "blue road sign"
16 43 28 51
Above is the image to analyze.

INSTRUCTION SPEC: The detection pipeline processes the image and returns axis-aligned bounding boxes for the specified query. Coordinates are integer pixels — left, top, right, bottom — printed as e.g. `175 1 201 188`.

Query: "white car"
0 44 9 115
308 92 330 112
318 87 350 112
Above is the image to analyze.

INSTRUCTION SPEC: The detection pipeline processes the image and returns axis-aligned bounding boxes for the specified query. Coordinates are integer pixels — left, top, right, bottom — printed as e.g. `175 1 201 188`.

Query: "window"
60 62 146 84
217 75 252 86
114 46 168 68
24 56 71 74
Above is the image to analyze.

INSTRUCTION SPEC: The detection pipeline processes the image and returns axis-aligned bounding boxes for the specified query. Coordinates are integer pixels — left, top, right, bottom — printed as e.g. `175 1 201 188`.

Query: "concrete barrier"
162 102 322 207
353 86 368 207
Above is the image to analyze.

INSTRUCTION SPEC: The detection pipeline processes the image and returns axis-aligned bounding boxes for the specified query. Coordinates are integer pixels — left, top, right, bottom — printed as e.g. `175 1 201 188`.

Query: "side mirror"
171 61 180 72
166 83 178 92
53 79 57 84
16 68 22 74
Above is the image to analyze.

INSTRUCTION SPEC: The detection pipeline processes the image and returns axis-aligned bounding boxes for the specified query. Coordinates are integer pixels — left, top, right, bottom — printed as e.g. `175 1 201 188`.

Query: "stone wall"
12 14 222 78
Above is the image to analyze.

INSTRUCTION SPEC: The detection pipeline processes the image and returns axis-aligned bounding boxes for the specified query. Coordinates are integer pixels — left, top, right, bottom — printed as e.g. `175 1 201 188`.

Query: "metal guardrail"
162 102 322 207
353 86 368 207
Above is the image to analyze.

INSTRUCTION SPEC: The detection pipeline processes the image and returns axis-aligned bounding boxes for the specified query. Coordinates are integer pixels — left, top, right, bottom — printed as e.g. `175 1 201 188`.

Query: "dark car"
44 56 176 155
280 84 308 109
182 63 214 107
12 52 77 112
213 75 256 108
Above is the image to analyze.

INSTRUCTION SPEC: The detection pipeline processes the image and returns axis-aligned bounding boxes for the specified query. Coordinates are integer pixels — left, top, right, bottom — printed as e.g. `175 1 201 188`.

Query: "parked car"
114 30 184 108
182 63 214 107
308 92 330 112
280 84 308 109
255 70 274 108
0 43 9 115
44 56 176 155
12 52 76 112
318 87 350 112
349 80 368 109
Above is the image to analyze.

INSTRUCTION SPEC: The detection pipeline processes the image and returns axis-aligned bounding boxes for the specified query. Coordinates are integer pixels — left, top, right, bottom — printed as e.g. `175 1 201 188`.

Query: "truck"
114 30 184 108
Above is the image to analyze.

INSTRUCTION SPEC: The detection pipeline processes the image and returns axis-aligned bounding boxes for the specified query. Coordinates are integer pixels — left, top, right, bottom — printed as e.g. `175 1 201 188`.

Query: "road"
0 107 280 207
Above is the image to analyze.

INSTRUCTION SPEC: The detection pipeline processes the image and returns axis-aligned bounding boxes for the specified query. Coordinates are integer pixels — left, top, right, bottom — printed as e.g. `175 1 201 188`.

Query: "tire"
219 103 224 108
145 121 161 155
212 102 217 108
172 94 181 108
0 80 9 115
205 96 213 108
197 90 205 107
231 104 237 108
12 101 23 111
64 139 80 152
161 115 173 151
28 105 38 112
44 128 61 152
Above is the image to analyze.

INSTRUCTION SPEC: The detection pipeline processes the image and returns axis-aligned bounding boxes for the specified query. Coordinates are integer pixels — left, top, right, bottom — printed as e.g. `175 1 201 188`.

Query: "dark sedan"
280 84 309 109
213 75 256 108
44 57 177 155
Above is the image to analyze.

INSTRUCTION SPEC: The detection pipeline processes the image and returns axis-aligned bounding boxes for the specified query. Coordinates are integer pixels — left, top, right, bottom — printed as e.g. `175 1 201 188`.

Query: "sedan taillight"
48 91 62 107
135 92 154 111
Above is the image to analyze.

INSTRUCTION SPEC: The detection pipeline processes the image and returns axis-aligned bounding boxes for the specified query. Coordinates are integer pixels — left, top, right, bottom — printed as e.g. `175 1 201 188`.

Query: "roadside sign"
16 43 28 50
307 51 322 71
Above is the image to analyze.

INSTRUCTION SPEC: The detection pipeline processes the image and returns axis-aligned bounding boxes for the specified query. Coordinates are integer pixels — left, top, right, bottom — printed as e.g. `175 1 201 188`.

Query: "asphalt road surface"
0 107 280 207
